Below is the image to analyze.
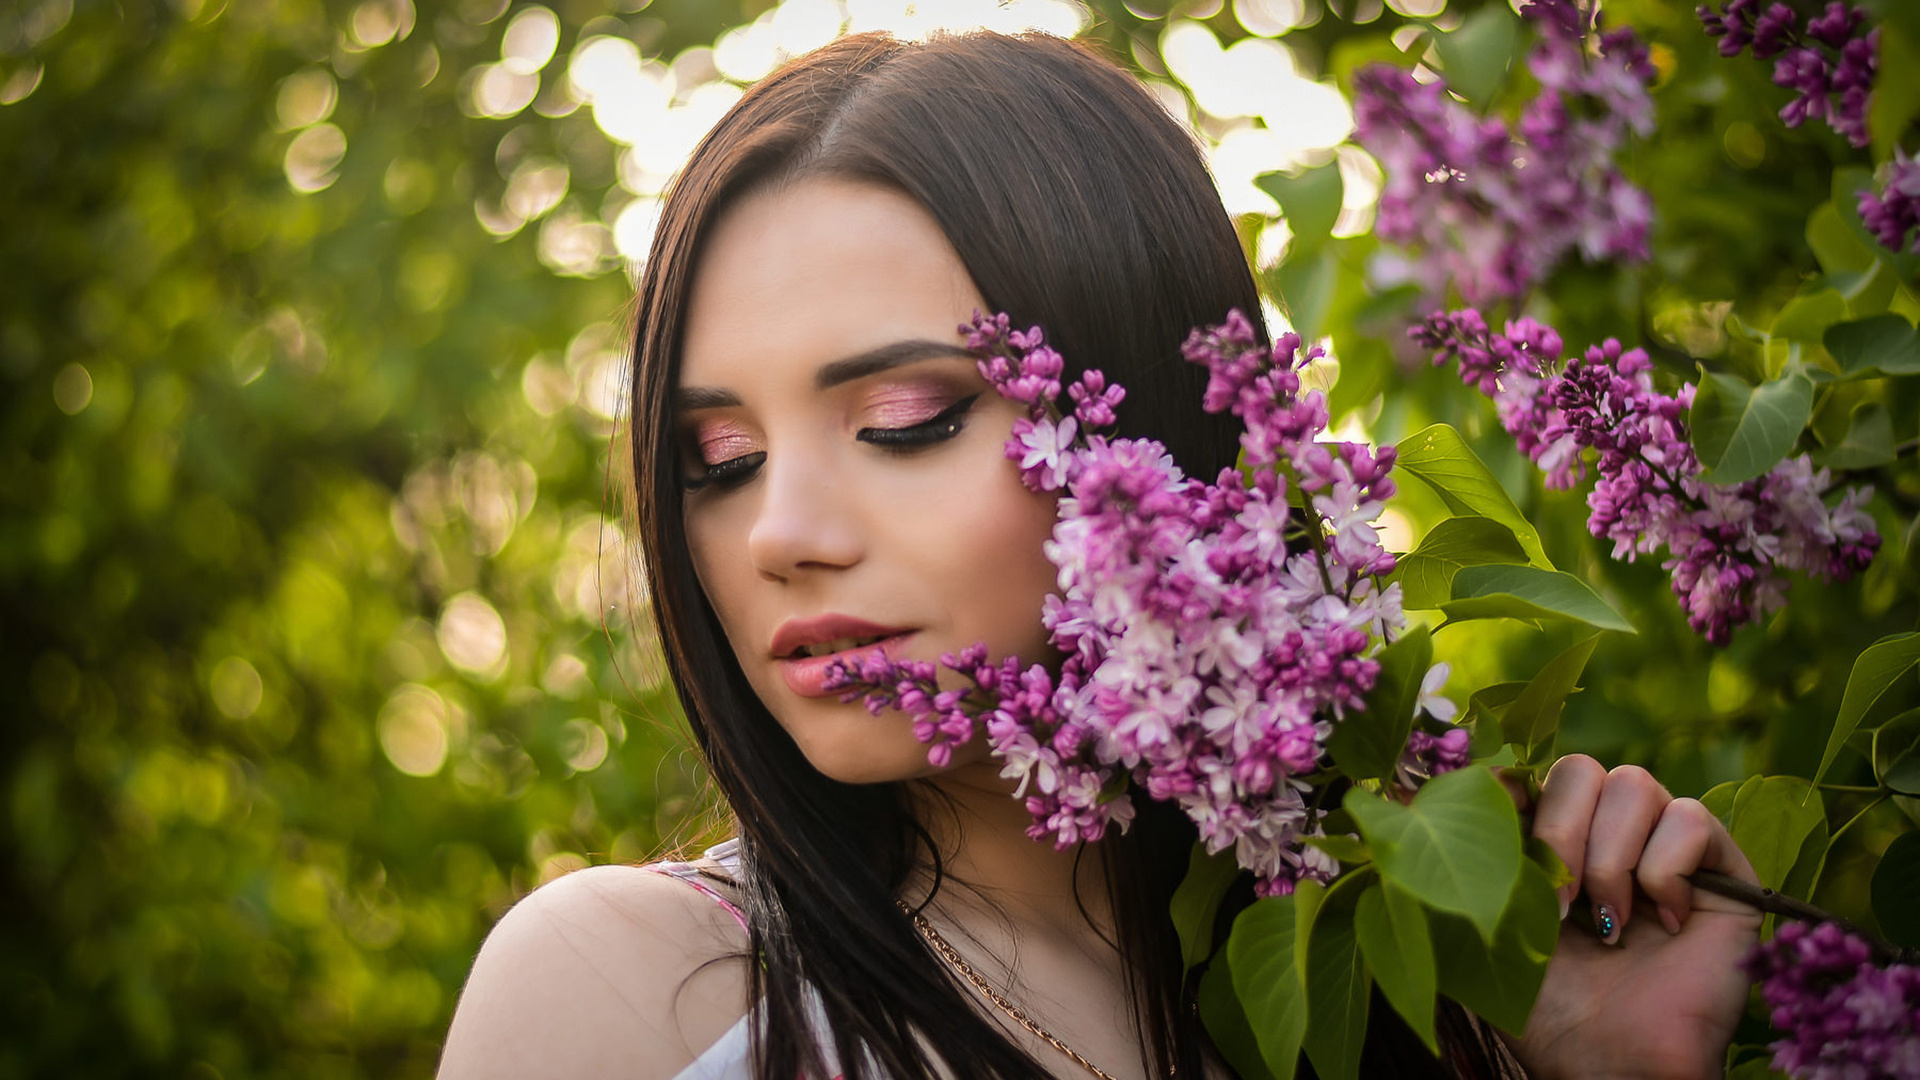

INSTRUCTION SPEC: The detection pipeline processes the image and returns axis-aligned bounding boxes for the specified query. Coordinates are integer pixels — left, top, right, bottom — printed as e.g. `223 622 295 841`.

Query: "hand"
1504 755 1763 1080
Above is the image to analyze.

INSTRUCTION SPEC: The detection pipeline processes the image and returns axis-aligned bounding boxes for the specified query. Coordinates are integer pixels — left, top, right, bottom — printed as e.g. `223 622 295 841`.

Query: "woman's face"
675 177 1060 784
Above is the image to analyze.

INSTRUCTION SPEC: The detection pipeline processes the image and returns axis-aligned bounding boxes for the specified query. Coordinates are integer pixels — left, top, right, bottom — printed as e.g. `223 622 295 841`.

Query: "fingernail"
1659 906 1682 936
1595 903 1619 944
1558 893 1571 921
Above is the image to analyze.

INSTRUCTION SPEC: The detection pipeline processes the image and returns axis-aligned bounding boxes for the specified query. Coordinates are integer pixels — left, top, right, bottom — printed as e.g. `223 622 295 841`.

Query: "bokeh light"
501 6 560 74
437 593 508 680
284 124 346 193
378 684 455 777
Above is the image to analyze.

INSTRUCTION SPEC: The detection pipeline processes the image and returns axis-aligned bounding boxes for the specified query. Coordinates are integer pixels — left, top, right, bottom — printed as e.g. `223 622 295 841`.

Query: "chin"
789 719 988 785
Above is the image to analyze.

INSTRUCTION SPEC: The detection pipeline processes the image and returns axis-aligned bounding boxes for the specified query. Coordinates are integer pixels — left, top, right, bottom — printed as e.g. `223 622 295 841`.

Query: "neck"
907 757 1114 938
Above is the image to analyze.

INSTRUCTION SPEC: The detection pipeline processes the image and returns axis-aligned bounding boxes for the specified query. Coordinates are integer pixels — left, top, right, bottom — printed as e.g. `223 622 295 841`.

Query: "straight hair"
627 29 1514 1080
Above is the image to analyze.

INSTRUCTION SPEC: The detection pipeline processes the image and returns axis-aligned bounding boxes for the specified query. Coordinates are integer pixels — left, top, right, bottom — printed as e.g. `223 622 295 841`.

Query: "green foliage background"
1 0 1913 1076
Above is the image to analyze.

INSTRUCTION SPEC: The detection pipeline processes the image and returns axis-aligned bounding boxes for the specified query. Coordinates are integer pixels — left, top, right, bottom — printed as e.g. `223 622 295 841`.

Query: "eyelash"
681 393 981 492
857 393 980 451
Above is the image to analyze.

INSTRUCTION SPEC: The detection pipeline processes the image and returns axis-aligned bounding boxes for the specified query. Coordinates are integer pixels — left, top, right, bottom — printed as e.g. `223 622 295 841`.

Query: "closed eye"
857 394 981 451
681 451 765 492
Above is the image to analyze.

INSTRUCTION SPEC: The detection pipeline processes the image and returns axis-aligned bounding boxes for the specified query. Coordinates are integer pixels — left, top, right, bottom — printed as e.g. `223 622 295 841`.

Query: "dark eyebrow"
673 339 975 412
674 386 741 411
813 339 975 390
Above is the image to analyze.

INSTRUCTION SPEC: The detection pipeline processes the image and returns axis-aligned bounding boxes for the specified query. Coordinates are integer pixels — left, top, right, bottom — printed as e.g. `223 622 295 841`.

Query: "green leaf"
1266 248 1341 346
1257 163 1343 257
1346 768 1523 942
1327 626 1432 782
1870 21 1920 162
1780 813 1831 908
1441 564 1635 635
1688 366 1814 485
1331 36 1425 97
1887 760 1920 801
1816 632 1920 785
1824 314 1920 378
1329 336 1393 424
1356 881 1438 1054
1727 1054 1793 1079
1431 3 1518 109
1498 635 1600 771
1809 200 1879 277
1303 883 1372 1080
1771 288 1848 345
1873 708 1920 796
1700 780 1740 821
1199 947 1281 1080
1814 402 1896 470
1172 843 1241 971
1429 858 1560 1036
1465 691 1518 759
1871 831 1920 948
1394 424 1552 569
1525 836 1574 892
1228 886 1322 1080
1394 517 1530 611
1467 681 1527 730
1720 776 1827 892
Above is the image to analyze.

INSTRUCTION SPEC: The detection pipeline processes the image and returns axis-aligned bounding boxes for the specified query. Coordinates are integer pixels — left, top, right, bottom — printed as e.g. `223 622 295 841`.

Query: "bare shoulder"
438 863 752 1080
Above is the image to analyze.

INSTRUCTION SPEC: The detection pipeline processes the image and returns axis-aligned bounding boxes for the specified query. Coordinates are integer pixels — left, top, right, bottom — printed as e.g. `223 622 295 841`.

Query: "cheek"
683 504 757 653
916 454 1061 656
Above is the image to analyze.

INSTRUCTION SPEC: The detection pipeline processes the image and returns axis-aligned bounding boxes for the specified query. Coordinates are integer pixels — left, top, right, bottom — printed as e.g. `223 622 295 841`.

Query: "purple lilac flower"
1699 0 1877 148
828 310 1453 896
1743 921 1920 1080
1416 310 1881 645
1352 0 1654 305
1860 153 1920 255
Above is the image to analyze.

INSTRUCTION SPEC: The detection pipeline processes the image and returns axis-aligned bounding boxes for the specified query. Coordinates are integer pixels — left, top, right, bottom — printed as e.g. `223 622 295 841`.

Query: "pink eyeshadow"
692 421 759 464
861 382 957 427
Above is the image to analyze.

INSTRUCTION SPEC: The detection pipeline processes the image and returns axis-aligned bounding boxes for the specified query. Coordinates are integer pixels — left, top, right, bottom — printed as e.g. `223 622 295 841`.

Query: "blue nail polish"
1596 903 1617 942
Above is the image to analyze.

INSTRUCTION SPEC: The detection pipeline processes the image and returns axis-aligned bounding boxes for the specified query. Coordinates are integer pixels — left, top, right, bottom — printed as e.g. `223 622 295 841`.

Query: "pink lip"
770 615 916 699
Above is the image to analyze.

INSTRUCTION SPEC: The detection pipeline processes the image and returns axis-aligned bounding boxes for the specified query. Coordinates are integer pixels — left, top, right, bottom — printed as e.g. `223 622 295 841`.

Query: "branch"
1687 869 1920 966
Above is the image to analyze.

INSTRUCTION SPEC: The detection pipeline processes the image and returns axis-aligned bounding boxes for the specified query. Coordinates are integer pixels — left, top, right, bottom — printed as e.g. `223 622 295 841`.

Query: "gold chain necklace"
897 902 1121 1080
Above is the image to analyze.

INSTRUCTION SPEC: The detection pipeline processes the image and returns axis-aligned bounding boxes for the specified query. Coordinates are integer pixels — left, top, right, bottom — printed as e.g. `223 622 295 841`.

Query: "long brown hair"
627 29 1507 1080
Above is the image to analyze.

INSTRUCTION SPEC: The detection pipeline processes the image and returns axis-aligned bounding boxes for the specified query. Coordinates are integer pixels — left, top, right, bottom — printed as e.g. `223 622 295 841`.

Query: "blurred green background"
3 0 1913 1075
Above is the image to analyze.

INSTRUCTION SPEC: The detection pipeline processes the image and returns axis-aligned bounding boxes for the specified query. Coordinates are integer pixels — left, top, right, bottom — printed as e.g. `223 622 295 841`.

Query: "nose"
745 450 865 580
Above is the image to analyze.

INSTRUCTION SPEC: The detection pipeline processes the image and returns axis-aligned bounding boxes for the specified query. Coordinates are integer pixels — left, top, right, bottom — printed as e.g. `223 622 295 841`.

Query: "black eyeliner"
857 393 982 447
681 450 765 491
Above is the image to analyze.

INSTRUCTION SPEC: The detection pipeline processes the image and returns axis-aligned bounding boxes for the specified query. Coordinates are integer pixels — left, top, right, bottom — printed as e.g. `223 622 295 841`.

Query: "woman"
439 30 1761 1080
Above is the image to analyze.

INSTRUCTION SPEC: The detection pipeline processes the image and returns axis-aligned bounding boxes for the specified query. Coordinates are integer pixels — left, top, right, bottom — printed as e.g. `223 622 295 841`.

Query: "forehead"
678 178 986 389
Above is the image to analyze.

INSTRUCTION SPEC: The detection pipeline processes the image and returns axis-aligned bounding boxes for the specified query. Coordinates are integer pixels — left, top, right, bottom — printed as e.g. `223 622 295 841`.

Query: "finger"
1637 798 1760 933
1581 764 1669 945
1635 799 1713 934
1532 754 1605 919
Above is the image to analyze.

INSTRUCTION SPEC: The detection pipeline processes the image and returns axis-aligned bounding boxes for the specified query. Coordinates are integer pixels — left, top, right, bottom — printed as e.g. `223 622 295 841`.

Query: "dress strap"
643 838 749 935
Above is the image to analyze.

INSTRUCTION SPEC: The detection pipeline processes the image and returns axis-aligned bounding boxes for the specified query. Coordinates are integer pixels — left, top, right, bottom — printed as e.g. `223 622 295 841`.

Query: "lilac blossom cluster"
1414 309 1880 645
1699 0 1878 148
1351 0 1654 305
827 311 1459 895
1860 153 1920 255
1742 921 1920 1080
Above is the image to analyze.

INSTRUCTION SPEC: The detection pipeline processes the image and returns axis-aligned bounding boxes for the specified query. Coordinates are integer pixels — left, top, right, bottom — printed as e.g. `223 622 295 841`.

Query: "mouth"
783 633 899 660
770 619 917 699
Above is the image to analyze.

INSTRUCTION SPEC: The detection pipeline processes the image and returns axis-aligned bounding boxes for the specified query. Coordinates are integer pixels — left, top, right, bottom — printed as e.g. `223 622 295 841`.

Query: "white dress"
646 839 852 1080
